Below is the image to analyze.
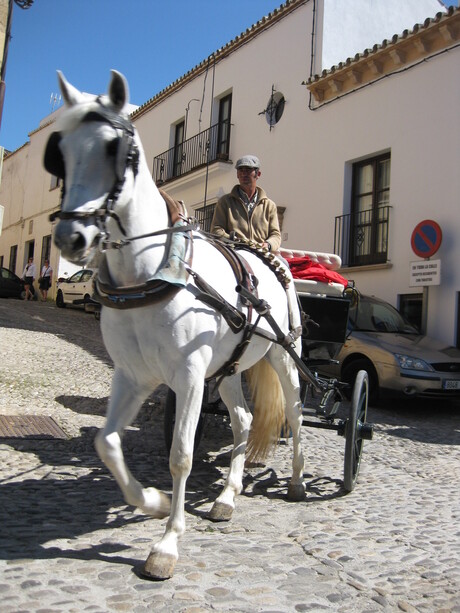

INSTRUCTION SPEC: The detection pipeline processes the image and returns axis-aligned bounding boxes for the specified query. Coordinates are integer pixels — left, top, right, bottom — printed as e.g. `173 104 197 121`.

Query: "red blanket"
287 255 348 288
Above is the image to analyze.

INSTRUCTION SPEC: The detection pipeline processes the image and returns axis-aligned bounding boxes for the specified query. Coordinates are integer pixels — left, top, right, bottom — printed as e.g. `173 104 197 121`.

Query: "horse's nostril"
54 225 87 255
71 232 86 251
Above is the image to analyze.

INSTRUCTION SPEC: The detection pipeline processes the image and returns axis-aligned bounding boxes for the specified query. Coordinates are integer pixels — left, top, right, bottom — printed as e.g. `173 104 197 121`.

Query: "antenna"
50 93 62 112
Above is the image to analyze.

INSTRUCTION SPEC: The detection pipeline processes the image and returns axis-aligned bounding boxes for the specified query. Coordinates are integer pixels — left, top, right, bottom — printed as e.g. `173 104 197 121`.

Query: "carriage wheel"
163 388 206 455
343 369 369 492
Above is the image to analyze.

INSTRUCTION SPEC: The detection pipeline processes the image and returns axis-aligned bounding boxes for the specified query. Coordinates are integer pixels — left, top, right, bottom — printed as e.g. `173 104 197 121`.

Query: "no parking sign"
411 220 442 258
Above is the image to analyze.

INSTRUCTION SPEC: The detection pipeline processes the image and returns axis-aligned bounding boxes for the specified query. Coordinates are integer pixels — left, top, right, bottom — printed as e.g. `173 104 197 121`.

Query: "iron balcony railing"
153 121 231 184
194 204 216 233
334 205 391 267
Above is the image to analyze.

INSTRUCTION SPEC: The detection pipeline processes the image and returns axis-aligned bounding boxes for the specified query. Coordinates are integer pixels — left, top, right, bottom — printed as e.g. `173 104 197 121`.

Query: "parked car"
0 267 26 299
56 268 97 311
319 294 460 403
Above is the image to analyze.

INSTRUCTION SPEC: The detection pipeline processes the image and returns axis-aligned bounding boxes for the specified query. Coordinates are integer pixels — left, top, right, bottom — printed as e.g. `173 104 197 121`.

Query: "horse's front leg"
209 374 252 521
143 380 204 580
95 368 170 518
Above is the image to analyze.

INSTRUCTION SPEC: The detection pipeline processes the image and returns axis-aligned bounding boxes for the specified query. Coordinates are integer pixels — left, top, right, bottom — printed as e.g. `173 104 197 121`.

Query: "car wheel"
84 295 92 312
342 358 379 405
56 290 66 308
20 290 26 300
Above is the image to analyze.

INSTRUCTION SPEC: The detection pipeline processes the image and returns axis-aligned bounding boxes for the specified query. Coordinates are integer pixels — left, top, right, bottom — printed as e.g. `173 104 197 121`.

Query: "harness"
45 100 299 383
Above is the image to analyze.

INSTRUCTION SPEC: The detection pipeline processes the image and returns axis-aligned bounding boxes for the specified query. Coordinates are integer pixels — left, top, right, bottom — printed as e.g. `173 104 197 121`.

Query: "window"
173 121 185 178
41 235 52 269
9 245 18 273
80 270 93 282
350 153 391 266
68 270 84 283
50 175 61 190
216 94 232 159
456 293 460 349
25 240 35 265
194 203 216 233
399 293 422 331
0 255 3 268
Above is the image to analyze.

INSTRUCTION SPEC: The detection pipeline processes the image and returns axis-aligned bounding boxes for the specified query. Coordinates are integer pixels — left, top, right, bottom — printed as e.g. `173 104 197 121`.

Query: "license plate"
443 380 460 390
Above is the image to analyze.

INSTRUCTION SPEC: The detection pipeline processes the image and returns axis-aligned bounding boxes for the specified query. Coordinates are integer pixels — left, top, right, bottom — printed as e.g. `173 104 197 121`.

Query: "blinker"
44 131 65 179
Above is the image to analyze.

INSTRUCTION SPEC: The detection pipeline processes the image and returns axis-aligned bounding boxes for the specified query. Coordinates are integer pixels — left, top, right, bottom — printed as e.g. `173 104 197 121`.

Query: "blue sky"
1 0 457 153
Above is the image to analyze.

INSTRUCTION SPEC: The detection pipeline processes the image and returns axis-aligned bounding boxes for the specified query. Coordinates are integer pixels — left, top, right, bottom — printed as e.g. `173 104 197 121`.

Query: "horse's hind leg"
266 345 305 501
95 368 170 518
208 374 251 521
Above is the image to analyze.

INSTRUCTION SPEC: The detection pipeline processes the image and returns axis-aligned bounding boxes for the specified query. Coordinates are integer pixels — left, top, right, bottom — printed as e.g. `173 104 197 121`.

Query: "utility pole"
0 0 34 132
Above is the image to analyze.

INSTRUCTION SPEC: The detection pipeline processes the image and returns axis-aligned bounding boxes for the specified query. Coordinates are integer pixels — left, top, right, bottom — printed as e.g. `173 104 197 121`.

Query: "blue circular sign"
411 220 442 258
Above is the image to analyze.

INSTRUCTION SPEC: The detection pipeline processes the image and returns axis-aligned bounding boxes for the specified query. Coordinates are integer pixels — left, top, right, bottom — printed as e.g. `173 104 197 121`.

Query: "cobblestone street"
0 299 459 612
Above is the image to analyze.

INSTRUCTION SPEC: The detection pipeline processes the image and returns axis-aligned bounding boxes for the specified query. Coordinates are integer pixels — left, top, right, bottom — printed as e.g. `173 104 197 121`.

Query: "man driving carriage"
210 155 281 252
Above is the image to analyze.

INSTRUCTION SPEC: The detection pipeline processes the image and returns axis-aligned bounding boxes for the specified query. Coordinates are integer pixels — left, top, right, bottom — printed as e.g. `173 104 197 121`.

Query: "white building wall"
0 126 62 281
133 1 458 345
320 0 446 70
136 2 316 245
298 48 460 344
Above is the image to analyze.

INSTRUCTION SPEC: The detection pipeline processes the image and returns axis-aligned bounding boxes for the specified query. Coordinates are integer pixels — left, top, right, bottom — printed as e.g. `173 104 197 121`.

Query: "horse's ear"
57 71 83 107
108 70 129 112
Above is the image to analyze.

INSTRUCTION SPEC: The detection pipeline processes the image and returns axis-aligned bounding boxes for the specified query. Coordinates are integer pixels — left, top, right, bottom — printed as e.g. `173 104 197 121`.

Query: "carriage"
163 247 374 494
45 69 374 580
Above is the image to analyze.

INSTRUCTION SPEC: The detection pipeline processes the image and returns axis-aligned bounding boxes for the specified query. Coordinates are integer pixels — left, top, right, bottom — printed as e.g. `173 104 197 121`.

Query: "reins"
47 97 300 386
99 217 199 251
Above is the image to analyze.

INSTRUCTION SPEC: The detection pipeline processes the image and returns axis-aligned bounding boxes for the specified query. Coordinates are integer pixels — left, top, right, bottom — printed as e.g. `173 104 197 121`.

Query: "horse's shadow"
0 469 146 566
0 435 229 566
1 419 346 570
56 394 109 417
241 467 346 501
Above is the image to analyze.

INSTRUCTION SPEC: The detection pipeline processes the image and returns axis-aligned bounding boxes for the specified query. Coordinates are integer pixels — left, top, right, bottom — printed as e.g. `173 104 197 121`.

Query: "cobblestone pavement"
0 299 459 613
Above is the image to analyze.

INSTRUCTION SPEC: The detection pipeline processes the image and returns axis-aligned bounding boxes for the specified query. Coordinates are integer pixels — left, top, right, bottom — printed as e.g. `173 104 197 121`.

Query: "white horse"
46 70 305 580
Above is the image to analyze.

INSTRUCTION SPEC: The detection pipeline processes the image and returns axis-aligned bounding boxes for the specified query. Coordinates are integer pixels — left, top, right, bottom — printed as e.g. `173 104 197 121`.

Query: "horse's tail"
245 358 285 464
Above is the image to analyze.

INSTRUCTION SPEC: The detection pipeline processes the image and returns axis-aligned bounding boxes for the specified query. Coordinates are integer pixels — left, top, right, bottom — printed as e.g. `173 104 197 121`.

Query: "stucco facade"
0 0 458 347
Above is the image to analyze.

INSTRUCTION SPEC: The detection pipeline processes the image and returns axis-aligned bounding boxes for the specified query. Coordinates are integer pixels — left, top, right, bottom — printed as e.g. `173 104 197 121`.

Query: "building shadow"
368 398 460 445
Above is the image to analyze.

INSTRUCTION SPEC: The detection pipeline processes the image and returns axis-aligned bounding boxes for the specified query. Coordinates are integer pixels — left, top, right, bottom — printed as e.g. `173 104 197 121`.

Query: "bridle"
45 98 197 250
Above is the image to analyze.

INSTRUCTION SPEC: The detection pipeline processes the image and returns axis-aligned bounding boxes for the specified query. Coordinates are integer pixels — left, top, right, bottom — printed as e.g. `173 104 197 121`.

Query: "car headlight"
394 354 433 372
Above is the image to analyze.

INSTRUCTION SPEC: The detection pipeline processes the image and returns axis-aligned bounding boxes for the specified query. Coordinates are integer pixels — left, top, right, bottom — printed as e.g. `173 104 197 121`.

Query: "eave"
306 6 460 106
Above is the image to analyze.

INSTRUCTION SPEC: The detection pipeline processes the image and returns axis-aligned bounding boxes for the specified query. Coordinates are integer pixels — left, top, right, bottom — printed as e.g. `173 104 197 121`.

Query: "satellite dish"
265 91 285 128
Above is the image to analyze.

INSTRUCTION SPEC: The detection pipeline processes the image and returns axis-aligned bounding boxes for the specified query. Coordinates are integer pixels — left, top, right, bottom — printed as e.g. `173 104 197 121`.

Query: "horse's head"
45 70 139 265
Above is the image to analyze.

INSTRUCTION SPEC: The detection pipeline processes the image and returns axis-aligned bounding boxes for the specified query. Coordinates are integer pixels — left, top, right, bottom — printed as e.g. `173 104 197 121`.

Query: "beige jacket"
210 185 281 251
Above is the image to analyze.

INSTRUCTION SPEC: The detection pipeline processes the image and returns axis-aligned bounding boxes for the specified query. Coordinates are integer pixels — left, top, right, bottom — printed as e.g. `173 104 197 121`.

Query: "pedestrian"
22 256 36 301
39 259 53 301
210 155 281 252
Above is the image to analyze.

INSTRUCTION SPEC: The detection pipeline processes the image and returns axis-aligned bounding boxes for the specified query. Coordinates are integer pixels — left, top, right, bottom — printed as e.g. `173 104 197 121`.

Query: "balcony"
334 205 391 267
153 121 231 185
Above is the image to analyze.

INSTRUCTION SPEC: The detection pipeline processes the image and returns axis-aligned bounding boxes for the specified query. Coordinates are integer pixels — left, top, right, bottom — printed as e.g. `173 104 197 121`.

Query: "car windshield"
349 297 419 334
68 271 84 283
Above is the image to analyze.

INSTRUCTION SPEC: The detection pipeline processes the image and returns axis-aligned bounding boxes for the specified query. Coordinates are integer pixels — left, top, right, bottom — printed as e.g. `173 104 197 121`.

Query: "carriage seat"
278 248 345 297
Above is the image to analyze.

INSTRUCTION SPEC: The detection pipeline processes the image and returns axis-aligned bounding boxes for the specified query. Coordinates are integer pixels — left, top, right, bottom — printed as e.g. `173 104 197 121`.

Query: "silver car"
320 294 460 403
56 268 97 311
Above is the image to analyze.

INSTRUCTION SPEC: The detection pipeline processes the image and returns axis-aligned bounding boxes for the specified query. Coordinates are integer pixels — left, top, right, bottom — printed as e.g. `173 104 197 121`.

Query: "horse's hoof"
287 483 305 501
141 552 177 580
208 501 234 522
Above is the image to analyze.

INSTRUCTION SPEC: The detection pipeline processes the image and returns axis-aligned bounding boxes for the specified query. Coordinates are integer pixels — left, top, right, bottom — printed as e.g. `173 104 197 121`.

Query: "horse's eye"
106 138 119 158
